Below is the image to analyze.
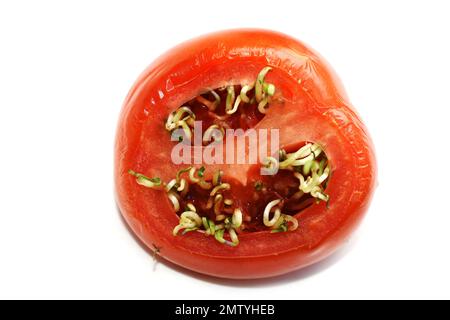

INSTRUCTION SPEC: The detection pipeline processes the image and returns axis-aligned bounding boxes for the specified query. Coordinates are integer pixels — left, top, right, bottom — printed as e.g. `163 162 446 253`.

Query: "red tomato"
115 29 377 279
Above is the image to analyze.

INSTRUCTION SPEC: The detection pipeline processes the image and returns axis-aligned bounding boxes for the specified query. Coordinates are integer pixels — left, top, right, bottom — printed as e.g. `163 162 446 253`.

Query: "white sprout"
255 66 272 102
202 217 216 236
263 199 282 227
216 214 226 221
283 214 299 231
257 98 269 114
173 210 202 236
311 186 330 202
165 179 177 192
240 83 254 103
226 96 242 115
212 170 223 186
168 192 180 212
290 153 315 167
128 171 162 188
165 106 195 131
210 183 231 197
214 229 226 244
202 217 209 230
197 180 212 190
214 194 223 215
206 197 214 210
188 167 200 183
231 208 243 229
225 86 235 112
180 211 202 226
264 83 276 96
302 160 314 175
279 143 312 169
186 203 196 212
211 90 221 106
172 225 186 236
272 214 299 233
228 228 239 246
318 166 330 184
294 163 330 201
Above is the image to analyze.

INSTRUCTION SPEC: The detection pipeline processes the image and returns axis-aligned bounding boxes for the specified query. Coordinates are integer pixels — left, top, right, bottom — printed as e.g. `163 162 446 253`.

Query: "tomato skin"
115 29 377 279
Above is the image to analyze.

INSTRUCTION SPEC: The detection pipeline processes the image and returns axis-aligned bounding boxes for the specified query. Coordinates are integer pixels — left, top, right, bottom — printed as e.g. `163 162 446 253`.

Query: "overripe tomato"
115 29 377 279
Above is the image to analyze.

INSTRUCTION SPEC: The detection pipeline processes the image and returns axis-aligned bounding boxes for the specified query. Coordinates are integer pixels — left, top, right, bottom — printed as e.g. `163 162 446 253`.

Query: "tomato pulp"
115 29 377 279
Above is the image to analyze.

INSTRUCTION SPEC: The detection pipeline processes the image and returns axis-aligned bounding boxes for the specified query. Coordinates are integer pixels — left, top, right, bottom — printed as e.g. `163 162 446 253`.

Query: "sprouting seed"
176 167 192 183
303 160 314 175
232 208 243 229
264 83 276 96
165 178 178 192
311 186 330 202
212 170 223 186
214 194 224 215
214 229 226 244
168 192 180 212
228 229 239 246
198 180 213 190
189 167 200 183
216 214 226 221
283 214 299 231
255 66 272 102
263 199 282 227
128 170 161 188
202 217 209 230
257 98 269 114
225 86 235 112
165 106 195 131
211 90 221 106
240 83 254 103
226 96 242 115
176 179 186 192
210 183 231 197
181 211 202 226
186 203 196 212
279 143 314 169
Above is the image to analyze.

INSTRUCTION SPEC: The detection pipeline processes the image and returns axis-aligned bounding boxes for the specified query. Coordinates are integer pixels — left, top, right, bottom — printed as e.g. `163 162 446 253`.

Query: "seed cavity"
164 67 276 145
129 67 332 247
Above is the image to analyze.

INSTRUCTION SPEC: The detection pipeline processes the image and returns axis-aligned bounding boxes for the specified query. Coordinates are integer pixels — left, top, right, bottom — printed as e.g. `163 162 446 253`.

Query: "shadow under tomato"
116 203 357 287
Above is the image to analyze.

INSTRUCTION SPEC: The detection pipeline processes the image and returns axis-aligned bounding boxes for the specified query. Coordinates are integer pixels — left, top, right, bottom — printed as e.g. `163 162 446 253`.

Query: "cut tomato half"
115 29 377 279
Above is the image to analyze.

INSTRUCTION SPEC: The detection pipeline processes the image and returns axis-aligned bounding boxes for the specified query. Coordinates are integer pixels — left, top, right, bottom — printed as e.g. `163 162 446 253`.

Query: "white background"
1 0 449 300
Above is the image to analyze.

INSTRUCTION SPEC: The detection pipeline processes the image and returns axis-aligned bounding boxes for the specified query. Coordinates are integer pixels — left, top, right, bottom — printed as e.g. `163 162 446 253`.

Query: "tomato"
115 29 377 279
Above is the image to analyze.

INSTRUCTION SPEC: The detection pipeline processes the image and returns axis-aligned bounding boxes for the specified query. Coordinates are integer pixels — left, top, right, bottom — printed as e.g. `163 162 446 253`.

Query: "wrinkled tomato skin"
115 29 377 279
